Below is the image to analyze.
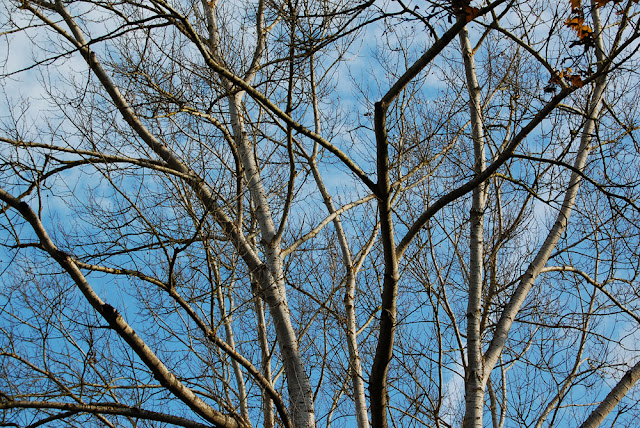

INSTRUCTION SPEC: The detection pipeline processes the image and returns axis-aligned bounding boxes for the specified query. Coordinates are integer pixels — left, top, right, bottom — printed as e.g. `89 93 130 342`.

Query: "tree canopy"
1 0 640 427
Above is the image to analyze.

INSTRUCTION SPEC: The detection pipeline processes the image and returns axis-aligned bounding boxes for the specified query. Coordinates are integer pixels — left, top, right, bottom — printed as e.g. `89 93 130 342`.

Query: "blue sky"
1 1 640 427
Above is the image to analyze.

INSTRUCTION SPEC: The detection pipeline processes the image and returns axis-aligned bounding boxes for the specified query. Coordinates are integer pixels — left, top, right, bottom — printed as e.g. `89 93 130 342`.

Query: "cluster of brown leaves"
546 0 637 91
550 68 584 89
594 0 628 7
572 0 630 9
449 0 481 23
565 0 596 49
545 0 596 91
565 16 593 40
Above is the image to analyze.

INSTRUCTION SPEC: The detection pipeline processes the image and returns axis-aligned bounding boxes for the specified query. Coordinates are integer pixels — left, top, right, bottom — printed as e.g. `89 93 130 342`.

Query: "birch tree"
2 1 640 427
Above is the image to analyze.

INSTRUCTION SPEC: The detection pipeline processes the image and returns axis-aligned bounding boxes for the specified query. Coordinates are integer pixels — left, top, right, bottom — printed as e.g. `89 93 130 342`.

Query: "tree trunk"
459 23 488 428
228 94 316 427
482 0 608 396
580 359 640 428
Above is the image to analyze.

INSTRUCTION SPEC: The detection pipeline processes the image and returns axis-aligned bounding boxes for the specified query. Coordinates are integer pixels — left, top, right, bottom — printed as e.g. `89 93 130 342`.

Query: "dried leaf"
549 68 585 88
565 17 593 40
570 75 584 87
578 24 593 39
463 6 481 22
565 16 584 28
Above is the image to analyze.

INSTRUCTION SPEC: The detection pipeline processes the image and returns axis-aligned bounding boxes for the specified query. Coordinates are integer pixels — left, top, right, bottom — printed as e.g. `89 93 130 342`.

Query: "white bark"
31 3 315 425
459 23 488 428
200 0 313 423
482 0 608 390
580 359 640 428
228 93 315 427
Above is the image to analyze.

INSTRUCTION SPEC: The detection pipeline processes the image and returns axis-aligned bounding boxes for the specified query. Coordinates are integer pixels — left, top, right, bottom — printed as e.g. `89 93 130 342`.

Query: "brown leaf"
463 6 481 22
565 17 593 40
565 16 584 28
577 24 593 39
570 75 584 87
549 68 585 88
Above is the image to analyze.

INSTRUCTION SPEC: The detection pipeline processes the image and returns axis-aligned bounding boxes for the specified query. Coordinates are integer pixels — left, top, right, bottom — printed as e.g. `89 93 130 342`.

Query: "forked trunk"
228 94 316 427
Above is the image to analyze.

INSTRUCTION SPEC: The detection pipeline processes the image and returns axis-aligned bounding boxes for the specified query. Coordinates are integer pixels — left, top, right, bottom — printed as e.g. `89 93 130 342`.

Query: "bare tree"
2 0 640 427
